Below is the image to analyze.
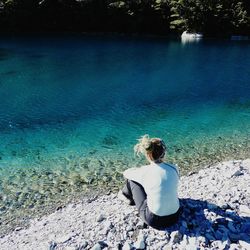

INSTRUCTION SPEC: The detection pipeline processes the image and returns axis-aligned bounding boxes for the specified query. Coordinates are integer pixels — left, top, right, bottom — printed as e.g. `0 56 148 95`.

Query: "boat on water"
181 31 203 44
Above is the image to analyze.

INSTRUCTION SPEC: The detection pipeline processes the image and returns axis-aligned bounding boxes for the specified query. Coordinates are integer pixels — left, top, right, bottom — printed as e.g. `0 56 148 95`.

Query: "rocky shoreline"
0 159 250 249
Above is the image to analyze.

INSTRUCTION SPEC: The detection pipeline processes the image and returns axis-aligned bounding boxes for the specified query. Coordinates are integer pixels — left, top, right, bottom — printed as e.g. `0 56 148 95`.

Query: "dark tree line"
0 0 249 36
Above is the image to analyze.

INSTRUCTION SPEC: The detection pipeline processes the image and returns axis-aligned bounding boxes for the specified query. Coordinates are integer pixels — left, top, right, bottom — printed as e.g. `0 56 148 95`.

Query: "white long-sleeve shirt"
123 162 180 216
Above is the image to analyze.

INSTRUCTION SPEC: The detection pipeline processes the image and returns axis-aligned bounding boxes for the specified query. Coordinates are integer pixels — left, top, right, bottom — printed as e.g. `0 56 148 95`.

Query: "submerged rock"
102 135 119 146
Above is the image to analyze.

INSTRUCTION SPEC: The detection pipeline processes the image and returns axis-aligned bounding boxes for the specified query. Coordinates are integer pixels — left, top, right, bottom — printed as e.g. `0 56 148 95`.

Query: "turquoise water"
0 35 250 230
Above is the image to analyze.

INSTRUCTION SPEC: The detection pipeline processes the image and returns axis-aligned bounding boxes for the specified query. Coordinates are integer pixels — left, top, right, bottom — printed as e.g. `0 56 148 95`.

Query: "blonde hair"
134 134 167 161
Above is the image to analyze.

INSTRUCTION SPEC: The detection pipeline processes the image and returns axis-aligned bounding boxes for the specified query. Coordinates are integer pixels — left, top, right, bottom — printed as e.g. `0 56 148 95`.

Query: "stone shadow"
164 198 250 244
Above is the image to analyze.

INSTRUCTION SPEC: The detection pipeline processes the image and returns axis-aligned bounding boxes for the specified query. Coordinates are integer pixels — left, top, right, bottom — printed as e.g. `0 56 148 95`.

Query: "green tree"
0 0 249 35
169 0 248 36
108 0 171 34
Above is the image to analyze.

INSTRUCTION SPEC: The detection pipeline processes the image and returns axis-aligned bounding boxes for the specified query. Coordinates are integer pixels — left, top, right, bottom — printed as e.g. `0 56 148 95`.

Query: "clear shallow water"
0 35 250 230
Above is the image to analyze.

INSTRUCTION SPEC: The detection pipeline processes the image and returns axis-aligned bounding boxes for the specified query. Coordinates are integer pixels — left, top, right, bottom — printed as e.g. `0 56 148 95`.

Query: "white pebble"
91 243 102 250
239 240 250 249
122 241 132 250
239 205 250 216
134 233 146 249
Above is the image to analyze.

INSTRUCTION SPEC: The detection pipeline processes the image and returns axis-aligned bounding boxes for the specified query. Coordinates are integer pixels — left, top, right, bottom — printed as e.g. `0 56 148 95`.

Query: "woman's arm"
123 166 147 185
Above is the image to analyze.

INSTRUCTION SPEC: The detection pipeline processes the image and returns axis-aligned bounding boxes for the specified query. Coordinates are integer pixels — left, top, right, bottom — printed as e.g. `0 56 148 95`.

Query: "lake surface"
0 35 250 231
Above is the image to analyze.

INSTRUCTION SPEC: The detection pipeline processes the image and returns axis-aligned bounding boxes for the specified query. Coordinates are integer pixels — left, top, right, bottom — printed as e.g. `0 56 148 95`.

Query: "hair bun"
133 134 151 156
134 135 167 161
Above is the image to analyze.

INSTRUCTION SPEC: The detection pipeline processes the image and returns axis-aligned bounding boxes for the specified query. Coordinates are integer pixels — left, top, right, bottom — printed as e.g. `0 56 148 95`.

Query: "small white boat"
181 31 203 44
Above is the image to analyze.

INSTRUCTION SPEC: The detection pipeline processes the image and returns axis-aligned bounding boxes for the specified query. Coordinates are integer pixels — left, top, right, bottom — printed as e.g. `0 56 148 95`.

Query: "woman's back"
143 163 180 216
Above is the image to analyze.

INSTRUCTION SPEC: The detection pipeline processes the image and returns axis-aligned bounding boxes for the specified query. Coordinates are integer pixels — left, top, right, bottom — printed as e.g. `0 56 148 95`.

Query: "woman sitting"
119 135 181 230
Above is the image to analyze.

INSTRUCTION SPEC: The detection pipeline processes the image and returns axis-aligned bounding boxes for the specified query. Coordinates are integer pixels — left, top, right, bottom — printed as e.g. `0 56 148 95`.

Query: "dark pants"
122 179 180 230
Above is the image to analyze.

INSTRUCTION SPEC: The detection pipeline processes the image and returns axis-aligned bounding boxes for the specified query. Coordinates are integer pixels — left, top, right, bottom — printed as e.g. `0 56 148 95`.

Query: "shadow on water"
102 135 120 147
164 198 250 245
0 48 11 61
27 53 45 59
0 115 83 133
1 70 18 76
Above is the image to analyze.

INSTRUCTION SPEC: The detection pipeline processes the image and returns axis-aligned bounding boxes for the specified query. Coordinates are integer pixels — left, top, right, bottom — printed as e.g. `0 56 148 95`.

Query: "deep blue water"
1 36 249 131
0 35 249 220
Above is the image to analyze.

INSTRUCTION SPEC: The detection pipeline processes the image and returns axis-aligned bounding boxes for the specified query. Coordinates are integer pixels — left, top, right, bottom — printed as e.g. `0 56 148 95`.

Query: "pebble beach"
0 159 249 249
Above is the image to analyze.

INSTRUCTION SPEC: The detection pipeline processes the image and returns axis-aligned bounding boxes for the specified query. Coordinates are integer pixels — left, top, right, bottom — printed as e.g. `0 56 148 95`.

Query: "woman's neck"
149 159 163 164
